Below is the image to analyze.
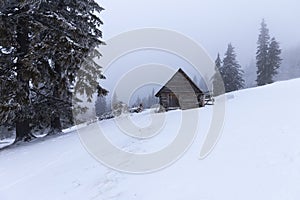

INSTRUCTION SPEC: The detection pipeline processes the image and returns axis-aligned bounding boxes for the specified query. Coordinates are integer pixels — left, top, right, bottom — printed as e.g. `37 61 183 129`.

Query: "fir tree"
135 96 142 107
95 96 107 117
215 53 222 70
256 19 282 85
0 2 38 141
222 44 245 92
256 19 271 86
31 0 107 134
0 0 107 142
267 37 282 83
212 53 224 96
150 88 159 106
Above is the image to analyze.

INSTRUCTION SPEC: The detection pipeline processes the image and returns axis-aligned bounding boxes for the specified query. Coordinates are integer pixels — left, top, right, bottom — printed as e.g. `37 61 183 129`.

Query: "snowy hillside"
1 78 300 200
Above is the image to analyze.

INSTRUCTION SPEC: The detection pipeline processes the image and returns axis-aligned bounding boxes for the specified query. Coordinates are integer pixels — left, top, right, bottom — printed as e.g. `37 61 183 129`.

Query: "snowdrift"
1 78 300 200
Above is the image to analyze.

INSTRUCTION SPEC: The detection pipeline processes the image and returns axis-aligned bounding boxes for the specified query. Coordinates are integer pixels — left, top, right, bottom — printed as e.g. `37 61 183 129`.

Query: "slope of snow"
1 79 300 200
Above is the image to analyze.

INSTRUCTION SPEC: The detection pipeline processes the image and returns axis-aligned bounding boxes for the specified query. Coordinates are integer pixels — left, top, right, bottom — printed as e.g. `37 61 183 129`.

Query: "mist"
94 0 300 102
99 0 300 66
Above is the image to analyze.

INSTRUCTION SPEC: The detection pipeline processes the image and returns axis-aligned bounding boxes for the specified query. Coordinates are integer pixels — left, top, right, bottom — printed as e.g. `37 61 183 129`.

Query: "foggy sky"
99 0 300 67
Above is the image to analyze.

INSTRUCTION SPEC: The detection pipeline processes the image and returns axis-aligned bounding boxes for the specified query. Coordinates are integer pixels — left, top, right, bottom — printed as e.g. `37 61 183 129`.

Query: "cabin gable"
155 68 204 110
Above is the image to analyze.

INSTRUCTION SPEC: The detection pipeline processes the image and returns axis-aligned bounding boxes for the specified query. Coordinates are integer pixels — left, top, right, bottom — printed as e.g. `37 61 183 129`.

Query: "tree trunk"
48 80 63 135
49 115 62 135
15 120 31 142
14 15 32 143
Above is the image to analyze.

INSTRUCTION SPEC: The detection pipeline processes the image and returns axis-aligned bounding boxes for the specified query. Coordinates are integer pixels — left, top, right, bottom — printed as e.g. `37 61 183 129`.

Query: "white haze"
93 0 300 102
99 0 300 66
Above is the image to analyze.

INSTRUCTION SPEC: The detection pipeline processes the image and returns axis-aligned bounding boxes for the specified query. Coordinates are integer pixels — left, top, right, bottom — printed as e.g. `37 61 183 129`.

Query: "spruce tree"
95 96 107 117
212 53 224 96
30 0 107 134
135 96 142 107
267 37 282 83
0 0 107 142
150 88 159 106
222 44 245 93
215 53 222 70
256 19 271 86
256 19 282 85
0 2 39 141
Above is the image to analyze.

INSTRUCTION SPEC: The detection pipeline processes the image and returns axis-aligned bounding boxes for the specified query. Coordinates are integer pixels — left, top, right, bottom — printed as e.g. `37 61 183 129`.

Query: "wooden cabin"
155 68 205 111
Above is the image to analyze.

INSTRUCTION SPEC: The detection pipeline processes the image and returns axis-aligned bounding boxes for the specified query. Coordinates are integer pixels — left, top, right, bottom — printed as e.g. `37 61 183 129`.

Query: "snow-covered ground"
1 78 300 200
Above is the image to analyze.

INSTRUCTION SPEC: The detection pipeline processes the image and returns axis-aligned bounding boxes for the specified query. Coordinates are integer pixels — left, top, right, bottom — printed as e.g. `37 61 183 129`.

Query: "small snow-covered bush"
112 101 128 117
